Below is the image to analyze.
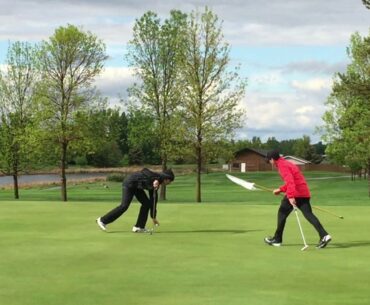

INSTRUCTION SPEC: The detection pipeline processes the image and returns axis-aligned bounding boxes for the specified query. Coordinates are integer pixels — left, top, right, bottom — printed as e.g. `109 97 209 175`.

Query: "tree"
0 41 39 199
250 136 263 149
321 30 370 195
293 135 314 160
82 108 124 167
116 111 129 157
37 24 108 201
179 8 247 202
126 10 187 199
265 137 280 150
126 107 160 165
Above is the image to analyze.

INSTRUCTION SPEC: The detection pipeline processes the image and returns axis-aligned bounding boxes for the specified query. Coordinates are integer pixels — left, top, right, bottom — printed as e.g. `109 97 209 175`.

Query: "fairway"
1 172 370 305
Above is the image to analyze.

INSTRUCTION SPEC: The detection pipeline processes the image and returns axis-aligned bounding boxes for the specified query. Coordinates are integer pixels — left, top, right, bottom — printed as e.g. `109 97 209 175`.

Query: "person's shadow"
325 240 370 249
107 229 262 234
156 229 263 234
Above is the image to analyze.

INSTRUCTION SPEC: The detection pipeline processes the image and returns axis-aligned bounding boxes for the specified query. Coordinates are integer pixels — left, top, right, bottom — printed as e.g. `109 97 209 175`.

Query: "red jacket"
275 157 310 199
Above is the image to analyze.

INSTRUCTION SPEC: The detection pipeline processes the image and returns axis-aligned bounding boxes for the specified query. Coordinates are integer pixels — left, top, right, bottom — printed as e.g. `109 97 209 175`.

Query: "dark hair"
266 149 280 163
162 169 175 181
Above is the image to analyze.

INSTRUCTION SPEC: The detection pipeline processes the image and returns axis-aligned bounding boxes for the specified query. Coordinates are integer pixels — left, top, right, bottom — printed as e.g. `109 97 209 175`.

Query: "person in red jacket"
264 149 332 249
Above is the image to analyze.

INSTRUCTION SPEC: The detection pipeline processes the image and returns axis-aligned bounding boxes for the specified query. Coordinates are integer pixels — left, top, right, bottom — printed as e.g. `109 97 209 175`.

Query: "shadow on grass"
325 240 370 249
107 229 263 234
281 240 370 249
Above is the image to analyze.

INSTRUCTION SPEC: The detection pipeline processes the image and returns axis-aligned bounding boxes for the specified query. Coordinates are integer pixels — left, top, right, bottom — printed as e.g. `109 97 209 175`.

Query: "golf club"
293 206 309 251
149 188 158 235
226 174 344 220
226 174 309 251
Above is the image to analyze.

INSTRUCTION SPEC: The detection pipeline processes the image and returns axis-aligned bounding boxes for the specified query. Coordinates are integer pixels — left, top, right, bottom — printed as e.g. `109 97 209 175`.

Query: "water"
0 173 108 186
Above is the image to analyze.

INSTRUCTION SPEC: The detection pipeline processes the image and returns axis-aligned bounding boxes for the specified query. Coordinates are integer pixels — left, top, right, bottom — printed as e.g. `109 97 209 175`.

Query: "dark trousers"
274 196 328 242
101 186 152 228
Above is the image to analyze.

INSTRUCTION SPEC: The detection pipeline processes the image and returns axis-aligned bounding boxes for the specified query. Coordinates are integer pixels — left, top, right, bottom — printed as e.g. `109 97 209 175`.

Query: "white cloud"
291 78 332 91
237 89 327 141
249 71 283 86
295 105 315 115
94 66 135 101
0 0 368 45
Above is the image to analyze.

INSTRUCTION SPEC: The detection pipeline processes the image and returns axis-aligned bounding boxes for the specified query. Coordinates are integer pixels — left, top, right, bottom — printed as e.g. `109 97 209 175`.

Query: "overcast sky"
0 0 369 142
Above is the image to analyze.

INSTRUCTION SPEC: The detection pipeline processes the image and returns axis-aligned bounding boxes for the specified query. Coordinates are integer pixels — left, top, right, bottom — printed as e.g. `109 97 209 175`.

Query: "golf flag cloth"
226 174 257 191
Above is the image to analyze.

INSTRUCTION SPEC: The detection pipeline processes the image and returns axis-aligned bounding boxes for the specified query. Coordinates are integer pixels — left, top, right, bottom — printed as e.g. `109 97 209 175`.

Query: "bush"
106 173 126 182
75 156 88 166
87 141 123 167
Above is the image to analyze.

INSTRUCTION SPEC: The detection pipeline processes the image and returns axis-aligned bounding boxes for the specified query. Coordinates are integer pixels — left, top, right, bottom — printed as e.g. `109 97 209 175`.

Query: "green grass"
1 172 369 305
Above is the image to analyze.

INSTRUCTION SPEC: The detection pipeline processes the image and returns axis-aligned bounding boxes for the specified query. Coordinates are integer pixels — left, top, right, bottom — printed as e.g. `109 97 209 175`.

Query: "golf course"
1 171 369 305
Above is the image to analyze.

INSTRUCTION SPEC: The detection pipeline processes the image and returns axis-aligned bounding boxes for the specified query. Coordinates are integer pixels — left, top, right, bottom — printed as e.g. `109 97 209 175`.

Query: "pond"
0 173 109 186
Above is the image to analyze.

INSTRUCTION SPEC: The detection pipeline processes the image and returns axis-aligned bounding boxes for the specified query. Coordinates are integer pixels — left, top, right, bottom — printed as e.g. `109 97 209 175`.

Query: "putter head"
301 245 309 251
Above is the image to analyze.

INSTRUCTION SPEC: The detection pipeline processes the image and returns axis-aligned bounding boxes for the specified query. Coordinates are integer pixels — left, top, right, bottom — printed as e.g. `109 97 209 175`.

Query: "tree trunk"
368 163 370 198
13 174 19 199
61 142 68 202
160 157 167 201
196 143 202 203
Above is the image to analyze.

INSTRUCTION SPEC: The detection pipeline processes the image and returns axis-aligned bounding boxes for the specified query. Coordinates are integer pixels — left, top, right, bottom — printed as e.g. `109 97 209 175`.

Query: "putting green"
0 201 369 305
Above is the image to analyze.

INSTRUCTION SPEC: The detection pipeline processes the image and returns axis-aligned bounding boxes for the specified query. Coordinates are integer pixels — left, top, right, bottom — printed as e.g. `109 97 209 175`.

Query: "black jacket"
123 168 164 190
124 168 164 218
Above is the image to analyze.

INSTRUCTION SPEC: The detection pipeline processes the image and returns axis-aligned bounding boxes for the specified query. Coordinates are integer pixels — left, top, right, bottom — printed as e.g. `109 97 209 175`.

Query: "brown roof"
235 148 269 157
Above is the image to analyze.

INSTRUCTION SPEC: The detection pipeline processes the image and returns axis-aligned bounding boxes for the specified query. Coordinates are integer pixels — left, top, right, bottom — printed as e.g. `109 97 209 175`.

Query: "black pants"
274 196 328 242
100 186 153 228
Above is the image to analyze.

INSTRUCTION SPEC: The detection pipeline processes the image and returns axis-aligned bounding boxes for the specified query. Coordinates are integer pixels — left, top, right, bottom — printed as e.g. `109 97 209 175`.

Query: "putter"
293 207 309 251
150 189 157 235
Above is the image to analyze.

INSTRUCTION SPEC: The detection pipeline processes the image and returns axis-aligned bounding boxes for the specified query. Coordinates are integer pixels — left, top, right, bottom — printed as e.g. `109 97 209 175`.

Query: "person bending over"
96 168 175 232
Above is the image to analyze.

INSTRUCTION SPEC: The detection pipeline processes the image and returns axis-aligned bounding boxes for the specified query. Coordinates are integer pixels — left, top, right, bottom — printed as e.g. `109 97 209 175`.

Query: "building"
231 148 311 171
231 148 271 171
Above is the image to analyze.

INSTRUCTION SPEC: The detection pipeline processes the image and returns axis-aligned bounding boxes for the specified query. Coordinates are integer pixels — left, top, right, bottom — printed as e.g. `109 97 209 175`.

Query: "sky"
0 0 369 143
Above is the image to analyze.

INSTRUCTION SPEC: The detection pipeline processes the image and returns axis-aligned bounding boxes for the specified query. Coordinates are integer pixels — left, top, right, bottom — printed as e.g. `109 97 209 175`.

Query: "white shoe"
264 236 282 247
132 226 148 233
96 217 107 231
316 234 332 249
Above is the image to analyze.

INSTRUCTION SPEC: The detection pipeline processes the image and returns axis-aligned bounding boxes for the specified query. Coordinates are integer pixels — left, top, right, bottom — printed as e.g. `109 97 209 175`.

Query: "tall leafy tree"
179 7 247 202
293 135 314 160
126 107 160 165
321 30 370 195
37 24 108 201
126 10 187 199
0 41 39 199
81 108 124 167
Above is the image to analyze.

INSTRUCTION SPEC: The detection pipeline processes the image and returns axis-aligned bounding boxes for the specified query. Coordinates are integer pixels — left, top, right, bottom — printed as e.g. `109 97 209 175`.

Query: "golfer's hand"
153 180 160 190
288 198 297 207
153 218 160 226
273 188 281 195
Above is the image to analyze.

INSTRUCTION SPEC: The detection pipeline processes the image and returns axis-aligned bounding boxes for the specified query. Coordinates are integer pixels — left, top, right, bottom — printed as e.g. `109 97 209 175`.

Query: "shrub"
106 173 126 182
